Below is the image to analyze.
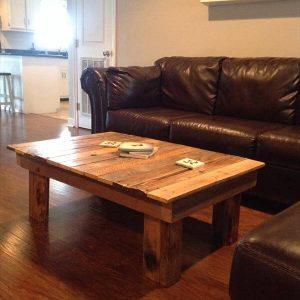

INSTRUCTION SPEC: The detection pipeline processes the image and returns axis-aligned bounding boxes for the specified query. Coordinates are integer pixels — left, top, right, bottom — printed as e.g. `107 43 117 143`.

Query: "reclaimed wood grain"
172 172 257 222
143 215 182 286
18 155 173 223
147 159 263 203
212 195 241 246
9 130 265 287
29 172 49 223
9 132 265 204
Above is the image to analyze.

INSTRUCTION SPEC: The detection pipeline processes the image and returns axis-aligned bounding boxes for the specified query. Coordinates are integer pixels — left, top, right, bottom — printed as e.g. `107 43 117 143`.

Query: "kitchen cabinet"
8 0 26 31
25 0 40 31
60 66 69 99
22 56 61 114
0 0 41 32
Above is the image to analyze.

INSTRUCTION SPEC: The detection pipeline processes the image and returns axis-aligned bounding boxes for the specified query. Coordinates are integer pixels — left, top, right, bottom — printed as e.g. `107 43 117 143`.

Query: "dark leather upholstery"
155 57 224 114
251 164 300 205
230 202 300 300
216 58 300 124
170 115 284 157
257 126 300 169
81 56 300 205
106 107 198 140
106 66 161 110
81 67 108 133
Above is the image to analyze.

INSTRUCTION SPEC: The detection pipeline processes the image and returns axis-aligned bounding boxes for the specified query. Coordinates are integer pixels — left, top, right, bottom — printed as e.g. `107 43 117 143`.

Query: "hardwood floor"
42 101 70 121
0 112 276 299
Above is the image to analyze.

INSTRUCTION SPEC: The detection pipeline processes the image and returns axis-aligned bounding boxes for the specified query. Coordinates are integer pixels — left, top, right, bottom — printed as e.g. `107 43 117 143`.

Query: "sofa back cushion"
216 58 300 124
107 66 161 110
155 57 224 114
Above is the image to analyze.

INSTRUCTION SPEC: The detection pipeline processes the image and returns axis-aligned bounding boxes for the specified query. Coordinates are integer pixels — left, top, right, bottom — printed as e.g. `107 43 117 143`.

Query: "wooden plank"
11 132 165 153
102 149 204 186
12 132 264 204
47 145 118 165
16 134 166 167
171 172 257 222
29 172 49 223
51 136 167 168
212 195 241 246
13 144 107 162
40 133 147 161
112 149 226 188
103 160 186 186
8 132 145 158
7 131 119 151
73 144 197 181
147 159 264 203
143 215 182 286
18 155 173 223
133 155 243 193
17 138 117 159
49 148 120 168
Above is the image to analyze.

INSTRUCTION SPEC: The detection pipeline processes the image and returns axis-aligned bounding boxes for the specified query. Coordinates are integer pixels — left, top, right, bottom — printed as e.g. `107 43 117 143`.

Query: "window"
34 0 72 50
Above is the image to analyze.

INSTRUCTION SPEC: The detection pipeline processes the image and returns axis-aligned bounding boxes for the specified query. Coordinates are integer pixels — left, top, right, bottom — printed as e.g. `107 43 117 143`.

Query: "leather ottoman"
230 202 300 300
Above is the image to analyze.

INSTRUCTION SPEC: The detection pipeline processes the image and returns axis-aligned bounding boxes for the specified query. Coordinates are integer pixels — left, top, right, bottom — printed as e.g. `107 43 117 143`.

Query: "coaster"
99 141 122 148
176 158 205 169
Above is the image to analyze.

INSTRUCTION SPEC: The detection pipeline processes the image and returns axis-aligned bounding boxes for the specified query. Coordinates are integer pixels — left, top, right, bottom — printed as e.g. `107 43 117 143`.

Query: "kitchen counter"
0 55 68 114
0 49 68 59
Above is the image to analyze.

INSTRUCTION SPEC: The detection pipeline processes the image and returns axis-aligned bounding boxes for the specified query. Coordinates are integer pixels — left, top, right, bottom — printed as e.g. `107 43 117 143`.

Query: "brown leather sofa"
81 57 300 206
229 201 300 300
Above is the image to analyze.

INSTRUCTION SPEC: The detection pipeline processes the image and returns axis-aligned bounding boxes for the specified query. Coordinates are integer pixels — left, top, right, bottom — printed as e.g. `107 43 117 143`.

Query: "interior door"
9 0 26 30
75 0 116 129
26 0 41 31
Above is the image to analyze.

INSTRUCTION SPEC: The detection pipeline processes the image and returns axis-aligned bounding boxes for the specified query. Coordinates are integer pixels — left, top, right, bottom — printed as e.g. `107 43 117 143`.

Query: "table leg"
212 194 241 246
29 171 49 223
143 215 182 287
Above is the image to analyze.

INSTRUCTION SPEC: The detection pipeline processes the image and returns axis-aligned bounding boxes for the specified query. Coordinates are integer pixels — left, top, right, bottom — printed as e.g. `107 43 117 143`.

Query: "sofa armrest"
106 66 161 110
81 66 161 133
81 67 108 133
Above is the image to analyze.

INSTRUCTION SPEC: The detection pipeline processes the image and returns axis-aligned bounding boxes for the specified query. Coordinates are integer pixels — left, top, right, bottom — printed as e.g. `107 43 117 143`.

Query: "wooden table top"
8 132 265 204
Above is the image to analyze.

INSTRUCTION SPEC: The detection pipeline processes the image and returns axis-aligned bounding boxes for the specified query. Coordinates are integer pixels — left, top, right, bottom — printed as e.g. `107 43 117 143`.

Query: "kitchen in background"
0 0 71 120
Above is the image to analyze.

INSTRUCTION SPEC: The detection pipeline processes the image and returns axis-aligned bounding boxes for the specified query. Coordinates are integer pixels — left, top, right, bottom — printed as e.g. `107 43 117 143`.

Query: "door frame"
67 0 116 128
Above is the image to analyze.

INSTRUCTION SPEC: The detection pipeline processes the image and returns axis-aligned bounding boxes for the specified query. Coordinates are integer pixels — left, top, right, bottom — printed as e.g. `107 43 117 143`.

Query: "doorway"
68 0 116 129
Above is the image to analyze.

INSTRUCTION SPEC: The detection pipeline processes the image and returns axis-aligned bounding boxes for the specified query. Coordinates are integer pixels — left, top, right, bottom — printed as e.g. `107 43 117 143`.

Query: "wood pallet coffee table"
8 132 264 286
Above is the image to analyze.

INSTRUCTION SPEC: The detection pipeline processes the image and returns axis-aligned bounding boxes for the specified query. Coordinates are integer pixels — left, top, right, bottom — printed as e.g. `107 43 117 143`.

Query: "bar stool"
0 72 15 112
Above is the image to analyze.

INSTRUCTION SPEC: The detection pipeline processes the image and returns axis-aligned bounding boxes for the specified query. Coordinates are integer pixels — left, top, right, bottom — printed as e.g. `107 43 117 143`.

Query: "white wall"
116 0 300 66
0 31 34 50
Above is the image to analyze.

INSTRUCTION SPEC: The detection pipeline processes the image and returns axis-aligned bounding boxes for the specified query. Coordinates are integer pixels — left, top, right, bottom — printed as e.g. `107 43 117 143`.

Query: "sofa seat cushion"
170 115 284 157
257 126 300 169
106 107 198 140
230 202 300 300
